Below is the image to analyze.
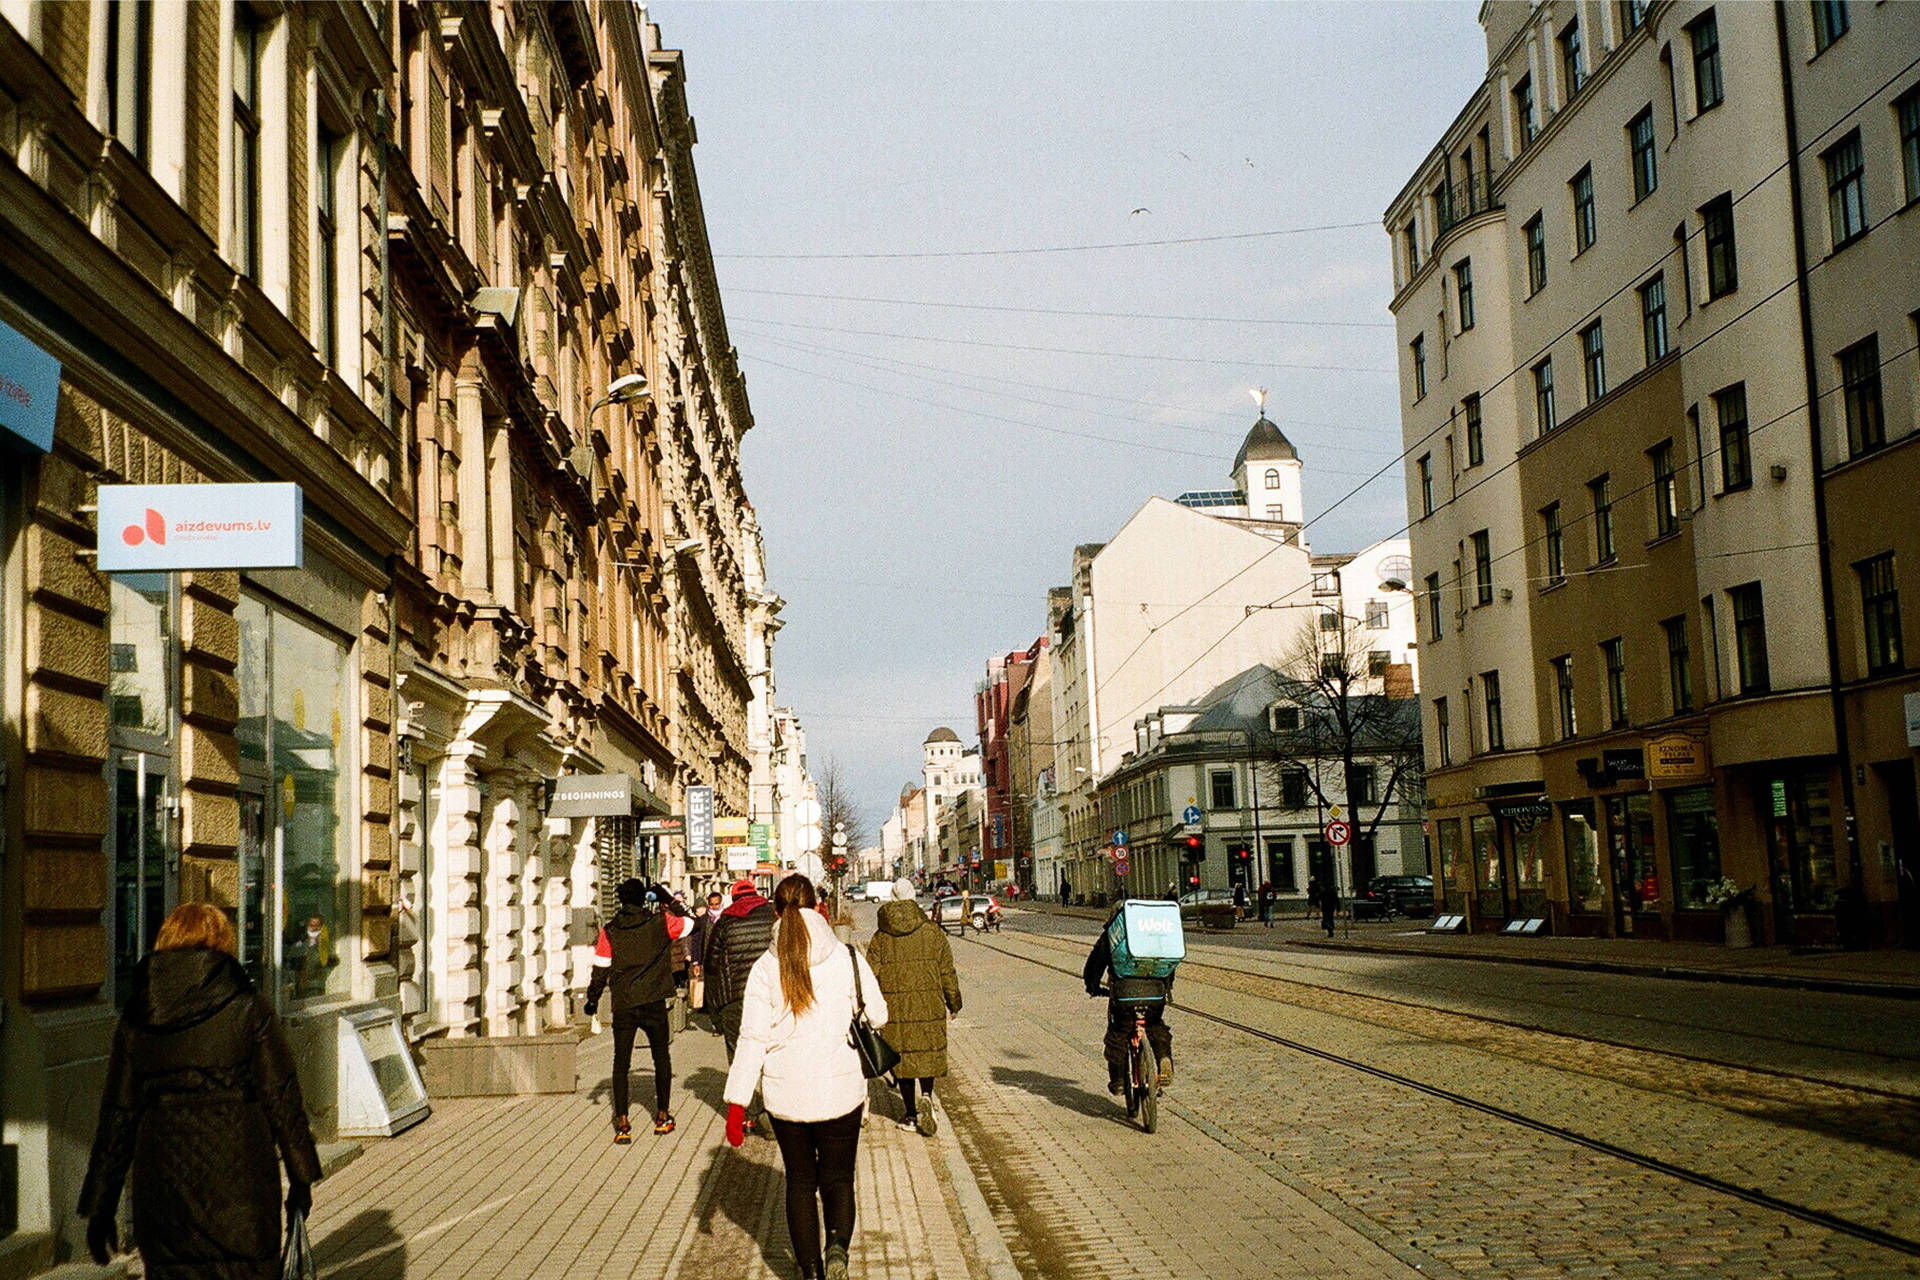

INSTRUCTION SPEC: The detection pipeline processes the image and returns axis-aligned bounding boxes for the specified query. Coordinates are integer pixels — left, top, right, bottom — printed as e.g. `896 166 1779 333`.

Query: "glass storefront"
1666 786 1722 910
1436 817 1468 913
1766 768 1838 915
238 596 356 1008
1508 819 1549 917
108 575 175 1002
1470 814 1503 919
1562 802 1603 913
1605 793 1660 928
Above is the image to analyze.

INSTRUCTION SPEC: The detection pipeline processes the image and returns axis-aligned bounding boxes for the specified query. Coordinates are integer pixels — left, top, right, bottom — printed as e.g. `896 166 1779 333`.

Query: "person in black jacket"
703 879 776 1128
79 903 322 1280
584 879 690 1141
1082 910 1173 1097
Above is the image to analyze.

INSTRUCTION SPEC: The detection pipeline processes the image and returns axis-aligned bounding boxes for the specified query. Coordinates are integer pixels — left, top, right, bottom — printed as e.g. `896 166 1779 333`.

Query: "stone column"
437 743 486 1034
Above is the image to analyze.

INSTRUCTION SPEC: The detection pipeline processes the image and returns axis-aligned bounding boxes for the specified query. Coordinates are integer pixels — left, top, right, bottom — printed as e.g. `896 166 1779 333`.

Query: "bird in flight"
1130 207 1150 215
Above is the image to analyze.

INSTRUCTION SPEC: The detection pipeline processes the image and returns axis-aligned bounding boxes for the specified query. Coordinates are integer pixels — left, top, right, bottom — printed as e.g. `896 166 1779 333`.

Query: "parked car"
1366 874 1436 917
1176 888 1237 922
862 881 896 902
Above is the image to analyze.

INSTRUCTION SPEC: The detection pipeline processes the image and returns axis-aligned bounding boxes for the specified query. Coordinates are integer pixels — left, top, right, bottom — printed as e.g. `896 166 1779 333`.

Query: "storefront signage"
750 822 772 854
1906 693 1920 749
715 817 750 845
1770 778 1789 818
550 773 656 819
687 784 715 861
1602 748 1645 780
1646 733 1710 783
0 315 60 452
637 815 685 837
97 483 303 571
1494 799 1554 832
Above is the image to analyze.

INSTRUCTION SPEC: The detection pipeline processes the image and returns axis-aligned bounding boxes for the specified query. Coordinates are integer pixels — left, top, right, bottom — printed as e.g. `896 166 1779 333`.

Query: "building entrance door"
1873 761 1919 949
111 751 175 1000
236 786 270 990
1604 793 1657 937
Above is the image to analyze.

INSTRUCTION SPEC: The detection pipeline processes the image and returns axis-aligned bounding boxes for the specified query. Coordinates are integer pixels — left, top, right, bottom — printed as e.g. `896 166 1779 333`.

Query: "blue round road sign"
1113 829 1129 847
1182 804 1203 825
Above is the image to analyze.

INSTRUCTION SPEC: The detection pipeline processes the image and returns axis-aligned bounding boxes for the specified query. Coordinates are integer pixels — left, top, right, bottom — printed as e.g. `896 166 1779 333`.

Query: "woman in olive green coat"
866 880 961 1135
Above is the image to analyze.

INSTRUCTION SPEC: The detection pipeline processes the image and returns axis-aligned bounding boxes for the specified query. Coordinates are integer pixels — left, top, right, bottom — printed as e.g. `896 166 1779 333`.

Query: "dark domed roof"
1233 415 1299 472
924 727 961 744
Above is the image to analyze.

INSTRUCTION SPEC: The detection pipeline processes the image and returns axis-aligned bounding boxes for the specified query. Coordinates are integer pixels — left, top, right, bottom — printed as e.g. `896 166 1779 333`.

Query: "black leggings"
769 1106 863 1272
611 1001 672 1118
897 1076 935 1116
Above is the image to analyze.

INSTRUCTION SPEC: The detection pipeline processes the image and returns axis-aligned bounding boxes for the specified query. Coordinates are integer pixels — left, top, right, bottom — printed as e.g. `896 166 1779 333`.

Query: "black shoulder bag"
848 949 900 1080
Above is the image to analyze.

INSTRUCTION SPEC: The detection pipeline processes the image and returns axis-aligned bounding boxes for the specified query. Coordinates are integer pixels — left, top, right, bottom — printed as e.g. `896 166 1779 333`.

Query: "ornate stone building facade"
0 3 763 1267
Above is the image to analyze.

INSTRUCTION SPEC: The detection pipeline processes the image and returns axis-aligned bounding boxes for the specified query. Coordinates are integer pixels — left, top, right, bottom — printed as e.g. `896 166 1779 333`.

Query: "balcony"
1434 173 1501 239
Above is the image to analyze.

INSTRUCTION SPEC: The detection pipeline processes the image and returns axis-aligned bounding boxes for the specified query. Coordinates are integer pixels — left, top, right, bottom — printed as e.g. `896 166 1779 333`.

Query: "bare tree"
1268 615 1423 874
813 757 865 916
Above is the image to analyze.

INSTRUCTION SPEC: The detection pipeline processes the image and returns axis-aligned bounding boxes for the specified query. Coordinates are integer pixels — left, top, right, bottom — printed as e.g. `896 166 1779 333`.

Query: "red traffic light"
1184 835 1202 851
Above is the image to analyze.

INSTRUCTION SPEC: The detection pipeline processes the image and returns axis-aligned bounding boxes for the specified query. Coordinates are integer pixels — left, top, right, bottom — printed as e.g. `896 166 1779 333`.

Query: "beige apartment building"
1387 0 1920 947
0 2 764 1268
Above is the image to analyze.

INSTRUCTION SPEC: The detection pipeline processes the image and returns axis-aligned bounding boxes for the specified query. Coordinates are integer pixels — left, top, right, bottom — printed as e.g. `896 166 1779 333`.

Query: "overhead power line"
727 286 1395 329
713 219 1379 261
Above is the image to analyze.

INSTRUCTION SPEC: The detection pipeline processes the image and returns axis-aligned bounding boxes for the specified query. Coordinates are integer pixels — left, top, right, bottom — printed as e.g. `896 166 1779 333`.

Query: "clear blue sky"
652 2 1488 830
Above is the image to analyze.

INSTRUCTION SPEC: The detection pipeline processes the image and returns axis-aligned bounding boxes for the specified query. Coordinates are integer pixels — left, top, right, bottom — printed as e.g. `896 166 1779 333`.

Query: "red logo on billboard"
121 508 167 547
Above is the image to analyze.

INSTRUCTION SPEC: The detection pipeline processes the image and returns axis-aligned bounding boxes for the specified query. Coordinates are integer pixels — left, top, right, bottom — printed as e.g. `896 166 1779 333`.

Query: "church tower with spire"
1230 414 1303 529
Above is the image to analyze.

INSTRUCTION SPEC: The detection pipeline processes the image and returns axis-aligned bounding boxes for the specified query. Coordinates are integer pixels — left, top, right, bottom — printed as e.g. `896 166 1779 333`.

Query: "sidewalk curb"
934 1113 1023 1280
1289 937 1920 1000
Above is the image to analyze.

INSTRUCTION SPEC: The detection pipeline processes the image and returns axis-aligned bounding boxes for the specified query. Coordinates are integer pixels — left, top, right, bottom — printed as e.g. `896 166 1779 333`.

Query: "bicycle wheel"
1135 1038 1158 1133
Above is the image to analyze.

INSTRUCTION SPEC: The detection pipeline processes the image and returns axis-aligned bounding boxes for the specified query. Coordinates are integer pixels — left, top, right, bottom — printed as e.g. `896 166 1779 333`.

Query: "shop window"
1668 787 1722 909
109 575 173 739
1606 792 1660 916
1562 804 1604 913
1470 814 1502 919
1267 838 1296 893
1767 768 1838 913
1435 817 1468 915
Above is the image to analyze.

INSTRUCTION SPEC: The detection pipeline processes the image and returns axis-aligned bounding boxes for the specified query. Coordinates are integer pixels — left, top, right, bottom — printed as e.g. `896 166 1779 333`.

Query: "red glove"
726 1103 746 1148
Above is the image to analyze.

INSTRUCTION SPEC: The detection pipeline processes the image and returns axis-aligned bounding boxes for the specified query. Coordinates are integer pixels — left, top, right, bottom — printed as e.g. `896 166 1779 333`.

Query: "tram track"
973 931 1920 1261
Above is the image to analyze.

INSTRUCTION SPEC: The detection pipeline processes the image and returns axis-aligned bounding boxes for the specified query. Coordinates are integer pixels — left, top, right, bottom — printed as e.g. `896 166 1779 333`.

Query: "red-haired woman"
79 903 321 1279
723 874 888 1280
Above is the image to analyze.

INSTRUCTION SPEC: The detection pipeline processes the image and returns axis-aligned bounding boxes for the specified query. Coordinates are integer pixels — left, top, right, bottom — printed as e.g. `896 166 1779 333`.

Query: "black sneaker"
1107 1066 1124 1096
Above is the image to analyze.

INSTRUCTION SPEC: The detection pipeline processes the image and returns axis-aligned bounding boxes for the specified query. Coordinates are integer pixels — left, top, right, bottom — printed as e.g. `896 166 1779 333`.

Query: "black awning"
549 773 669 819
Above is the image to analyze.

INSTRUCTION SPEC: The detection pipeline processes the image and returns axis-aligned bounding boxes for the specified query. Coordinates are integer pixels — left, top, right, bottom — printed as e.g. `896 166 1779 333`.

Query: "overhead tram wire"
713 218 1379 262
725 287 1395 329
733 316 1395 374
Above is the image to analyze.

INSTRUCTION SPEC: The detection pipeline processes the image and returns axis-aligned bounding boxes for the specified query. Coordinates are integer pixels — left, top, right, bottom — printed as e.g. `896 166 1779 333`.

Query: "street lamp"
572 374 653 476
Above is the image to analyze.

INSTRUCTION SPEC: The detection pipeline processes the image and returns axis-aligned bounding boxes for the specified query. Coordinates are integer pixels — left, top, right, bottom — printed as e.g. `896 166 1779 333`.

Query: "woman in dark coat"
80 903 322 1279
865 879 961 1135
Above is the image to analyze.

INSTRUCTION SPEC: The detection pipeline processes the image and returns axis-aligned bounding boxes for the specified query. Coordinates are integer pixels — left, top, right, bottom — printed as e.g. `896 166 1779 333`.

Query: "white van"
862 881 896 902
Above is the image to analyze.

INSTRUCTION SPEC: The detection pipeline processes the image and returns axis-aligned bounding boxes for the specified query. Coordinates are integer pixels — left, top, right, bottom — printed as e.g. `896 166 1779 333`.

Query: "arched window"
1265 468 1281 488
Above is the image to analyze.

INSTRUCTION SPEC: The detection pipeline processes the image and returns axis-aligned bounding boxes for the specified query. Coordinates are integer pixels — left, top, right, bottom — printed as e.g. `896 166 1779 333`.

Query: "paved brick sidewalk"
305 1015 980 1280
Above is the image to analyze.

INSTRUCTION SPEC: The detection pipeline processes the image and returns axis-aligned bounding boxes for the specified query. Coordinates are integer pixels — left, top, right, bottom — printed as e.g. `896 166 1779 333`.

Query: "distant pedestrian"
1319 878 1338 937
1233 883 1249 919
79 903 322 1279
1165 881 1179 903
1060 876 1072 907
1258 881 1276 927
1306 877 1322 919
867 877 962 1136
584 880 690 1141
725 875 887 1280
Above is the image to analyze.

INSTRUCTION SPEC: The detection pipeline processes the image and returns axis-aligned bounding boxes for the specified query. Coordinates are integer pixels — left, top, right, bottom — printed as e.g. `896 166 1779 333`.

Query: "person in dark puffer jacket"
584 879 691 1141
79 903 322 1280
703 878 776 1124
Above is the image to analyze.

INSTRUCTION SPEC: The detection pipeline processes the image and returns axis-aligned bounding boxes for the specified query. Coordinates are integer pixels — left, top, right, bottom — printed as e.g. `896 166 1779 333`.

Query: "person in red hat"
703 877 777 1129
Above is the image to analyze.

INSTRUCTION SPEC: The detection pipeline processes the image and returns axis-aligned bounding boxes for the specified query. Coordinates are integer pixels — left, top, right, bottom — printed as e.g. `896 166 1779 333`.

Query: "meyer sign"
98 483 303 571
687 785 715 863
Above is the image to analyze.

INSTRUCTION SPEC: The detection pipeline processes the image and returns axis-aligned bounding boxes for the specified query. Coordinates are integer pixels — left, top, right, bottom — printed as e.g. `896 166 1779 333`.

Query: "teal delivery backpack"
1107 899 1185 988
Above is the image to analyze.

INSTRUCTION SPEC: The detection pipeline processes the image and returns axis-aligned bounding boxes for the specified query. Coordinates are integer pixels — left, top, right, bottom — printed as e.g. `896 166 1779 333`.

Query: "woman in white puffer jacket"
723 874 887 1280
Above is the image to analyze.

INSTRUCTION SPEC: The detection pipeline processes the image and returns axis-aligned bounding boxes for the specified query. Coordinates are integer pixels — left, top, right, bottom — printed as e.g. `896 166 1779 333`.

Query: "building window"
1425 572 1443 641
1543 503 1565 584
1858 553 1903 675
1590 475 1616 563
1418 454 1434 516
1840 335 1884 457
1702 596 1723 700
1482 670 1505 752
1581 322 1607 404
1664 615 1693 712
1714 383 1751 491
1651 442 1679 538
1572 166 1597 253
1703 194 1738 298
1366 600 1389 630
1209 768 1237 811
1464 395 1483 466
1515 75 1537 148
1811 0 1848 52
1689 11 1723 113
1561 21 1586 97
1730 582 1770 694
1525 214 1547 294
1602 637 1629 728
1899 89 1920 207
1411 334 1427 399
1621 0 1648 33
231 5 263 280
1825 130 1869 249
1472 530 1493 606
1352 765 1378 806
1534 358 1557 435
1435 697 1452 766
1265 467 1281 488
1551 656 1577 740
1281 768 1310 810
1367 650 1392 677
1455 260 1475 331
105 0 153 163
1640 274 1669 364
316 128 342 368
1403 222 1420 274
1270 704 1301 733
1629 108 1658 202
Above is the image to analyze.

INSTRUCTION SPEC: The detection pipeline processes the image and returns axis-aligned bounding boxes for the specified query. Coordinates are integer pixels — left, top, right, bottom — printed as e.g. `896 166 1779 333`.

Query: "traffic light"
1182 834 1203 858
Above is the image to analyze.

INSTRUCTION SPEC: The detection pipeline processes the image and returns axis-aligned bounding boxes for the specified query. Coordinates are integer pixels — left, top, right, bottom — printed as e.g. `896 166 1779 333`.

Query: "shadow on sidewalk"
688 1142 792 1277
684 1065 730 1115
313 1207 405 1280
988 1065 1133 1125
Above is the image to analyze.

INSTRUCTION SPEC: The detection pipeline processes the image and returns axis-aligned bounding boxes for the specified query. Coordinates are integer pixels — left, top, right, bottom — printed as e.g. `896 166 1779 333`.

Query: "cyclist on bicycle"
1083 910 1173 1095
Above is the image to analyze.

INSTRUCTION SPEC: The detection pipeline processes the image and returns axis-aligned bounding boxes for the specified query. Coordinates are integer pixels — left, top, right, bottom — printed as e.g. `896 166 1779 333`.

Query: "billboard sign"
0 315 60 453
687 785 714 862
97 483 303 571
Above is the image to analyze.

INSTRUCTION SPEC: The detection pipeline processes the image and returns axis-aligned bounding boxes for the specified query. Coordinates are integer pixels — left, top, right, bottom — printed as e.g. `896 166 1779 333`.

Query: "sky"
651 1 1490 833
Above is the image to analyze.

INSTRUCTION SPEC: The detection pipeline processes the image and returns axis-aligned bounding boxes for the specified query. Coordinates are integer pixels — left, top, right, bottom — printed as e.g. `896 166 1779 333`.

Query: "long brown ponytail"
772 874 819 1016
